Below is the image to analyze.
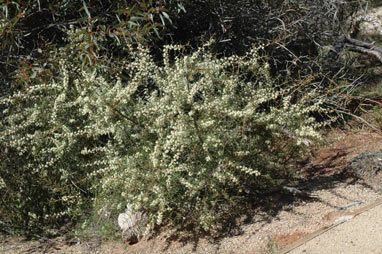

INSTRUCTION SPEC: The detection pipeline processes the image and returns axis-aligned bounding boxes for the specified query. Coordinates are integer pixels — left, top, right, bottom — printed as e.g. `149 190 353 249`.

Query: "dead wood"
343 36 382 63
328 35 382 64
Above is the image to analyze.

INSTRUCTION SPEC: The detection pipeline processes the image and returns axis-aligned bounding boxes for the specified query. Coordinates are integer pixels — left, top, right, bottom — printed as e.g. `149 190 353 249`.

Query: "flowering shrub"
0 66 106 234
0 35 333 235
92 42 331 233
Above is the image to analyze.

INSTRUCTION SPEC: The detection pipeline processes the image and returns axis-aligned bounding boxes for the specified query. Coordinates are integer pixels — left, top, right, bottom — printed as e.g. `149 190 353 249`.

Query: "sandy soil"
1 131 382 254
289 200 382 254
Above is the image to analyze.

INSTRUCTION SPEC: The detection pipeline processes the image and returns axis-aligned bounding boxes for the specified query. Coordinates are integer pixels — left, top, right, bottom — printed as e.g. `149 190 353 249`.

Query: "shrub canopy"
0 35 333 234
1 0 375 236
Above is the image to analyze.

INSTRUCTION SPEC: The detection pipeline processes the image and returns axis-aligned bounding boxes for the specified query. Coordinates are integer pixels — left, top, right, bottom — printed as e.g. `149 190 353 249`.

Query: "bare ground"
2 130 382 254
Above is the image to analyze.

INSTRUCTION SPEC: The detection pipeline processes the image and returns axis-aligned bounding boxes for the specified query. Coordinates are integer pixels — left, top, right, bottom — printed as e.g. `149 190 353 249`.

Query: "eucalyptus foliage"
0 0 186 97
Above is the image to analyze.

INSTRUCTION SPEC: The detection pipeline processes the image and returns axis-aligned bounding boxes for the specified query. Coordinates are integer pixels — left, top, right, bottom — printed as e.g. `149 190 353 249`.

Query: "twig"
335 201 362 210
336 109 382 133
105 102 139 125
193 117 204 145
70 178 87 194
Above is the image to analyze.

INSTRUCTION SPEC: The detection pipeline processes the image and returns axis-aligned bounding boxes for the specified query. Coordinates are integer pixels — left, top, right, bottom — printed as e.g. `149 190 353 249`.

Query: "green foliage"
0 0 185 50
164 0 367 118
0 0 186 96
0 26 336 235
96 43 332 234
266 235 281 254
0 66 102 235
0 0 375 239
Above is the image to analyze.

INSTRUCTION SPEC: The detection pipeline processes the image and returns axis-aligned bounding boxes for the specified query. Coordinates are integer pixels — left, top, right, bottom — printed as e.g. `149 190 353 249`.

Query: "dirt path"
285 200 382 254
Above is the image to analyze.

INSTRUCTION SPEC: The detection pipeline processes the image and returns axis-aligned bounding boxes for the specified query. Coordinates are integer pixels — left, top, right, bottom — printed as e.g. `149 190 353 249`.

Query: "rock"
355 6 382 39
345 150 382 190
117 204 148 244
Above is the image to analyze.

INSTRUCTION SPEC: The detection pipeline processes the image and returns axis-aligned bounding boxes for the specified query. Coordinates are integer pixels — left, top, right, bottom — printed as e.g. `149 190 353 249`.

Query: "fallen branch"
343 36 382 63
336 109 382 134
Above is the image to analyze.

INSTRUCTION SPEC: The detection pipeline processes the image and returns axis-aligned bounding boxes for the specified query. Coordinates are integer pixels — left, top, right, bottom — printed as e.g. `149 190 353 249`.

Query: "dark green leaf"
161 11 172 24
82 1 91 19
